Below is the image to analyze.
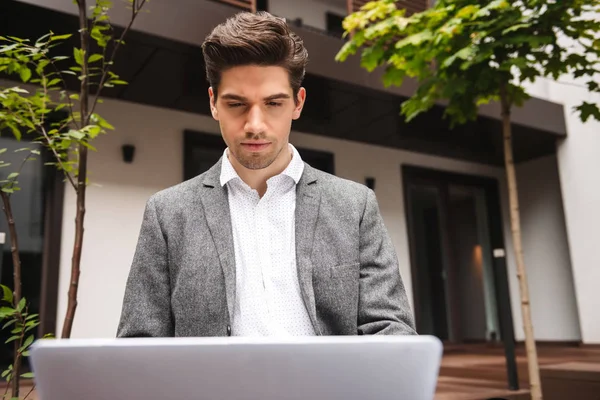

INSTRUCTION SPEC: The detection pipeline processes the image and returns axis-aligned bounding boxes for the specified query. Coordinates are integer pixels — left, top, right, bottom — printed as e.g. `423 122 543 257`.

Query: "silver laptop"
30 335 442 400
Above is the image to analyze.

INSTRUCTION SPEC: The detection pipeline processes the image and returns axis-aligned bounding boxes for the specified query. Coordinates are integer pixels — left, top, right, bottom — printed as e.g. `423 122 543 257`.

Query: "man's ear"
293 87 306 120
209 87 218 120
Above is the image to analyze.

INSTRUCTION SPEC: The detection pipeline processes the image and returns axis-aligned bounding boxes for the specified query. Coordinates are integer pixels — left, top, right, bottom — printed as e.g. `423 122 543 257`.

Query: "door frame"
402 164 519 388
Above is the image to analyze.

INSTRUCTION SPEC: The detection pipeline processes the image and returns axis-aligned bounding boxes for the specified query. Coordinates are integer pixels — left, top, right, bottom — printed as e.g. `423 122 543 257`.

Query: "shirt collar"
219 144 304 187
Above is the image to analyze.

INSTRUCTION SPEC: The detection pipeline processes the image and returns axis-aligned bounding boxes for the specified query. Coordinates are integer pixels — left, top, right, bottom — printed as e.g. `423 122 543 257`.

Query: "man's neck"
229 145 293 197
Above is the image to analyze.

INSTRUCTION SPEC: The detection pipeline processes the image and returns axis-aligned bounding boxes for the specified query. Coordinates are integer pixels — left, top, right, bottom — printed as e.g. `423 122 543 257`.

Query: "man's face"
209 65 306 170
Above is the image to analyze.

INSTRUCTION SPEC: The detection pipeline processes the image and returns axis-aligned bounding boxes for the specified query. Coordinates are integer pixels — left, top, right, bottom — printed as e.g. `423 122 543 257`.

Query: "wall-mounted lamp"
122 144 135 163
365 177 375 190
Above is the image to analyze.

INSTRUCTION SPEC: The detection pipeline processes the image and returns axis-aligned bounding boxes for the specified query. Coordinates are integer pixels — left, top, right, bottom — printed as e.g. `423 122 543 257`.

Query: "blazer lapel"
295 164 322 334
200 159 236 323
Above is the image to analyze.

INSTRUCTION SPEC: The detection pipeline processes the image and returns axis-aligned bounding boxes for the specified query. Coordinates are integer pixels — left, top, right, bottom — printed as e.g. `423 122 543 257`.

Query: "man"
117 11 416 337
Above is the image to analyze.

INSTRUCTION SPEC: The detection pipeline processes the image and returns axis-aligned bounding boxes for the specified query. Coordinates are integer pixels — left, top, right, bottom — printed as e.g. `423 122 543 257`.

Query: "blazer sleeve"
117 196 174 337
357 188 417 335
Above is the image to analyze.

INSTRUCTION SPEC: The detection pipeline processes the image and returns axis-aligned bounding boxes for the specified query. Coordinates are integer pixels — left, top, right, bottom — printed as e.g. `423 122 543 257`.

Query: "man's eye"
267 102 282 107
228 103 244 108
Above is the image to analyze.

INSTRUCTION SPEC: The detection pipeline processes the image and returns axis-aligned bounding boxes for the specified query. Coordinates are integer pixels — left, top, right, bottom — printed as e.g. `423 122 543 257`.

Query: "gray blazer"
117 159 416 337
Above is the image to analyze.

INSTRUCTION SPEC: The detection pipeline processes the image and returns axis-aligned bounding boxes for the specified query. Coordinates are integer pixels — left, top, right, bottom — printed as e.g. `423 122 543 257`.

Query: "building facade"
1 0 598 346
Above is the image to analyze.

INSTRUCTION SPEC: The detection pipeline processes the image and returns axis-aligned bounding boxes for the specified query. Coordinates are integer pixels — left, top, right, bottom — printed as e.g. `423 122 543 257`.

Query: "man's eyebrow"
264 93 291 101
220 93 247 101
220 93 292 102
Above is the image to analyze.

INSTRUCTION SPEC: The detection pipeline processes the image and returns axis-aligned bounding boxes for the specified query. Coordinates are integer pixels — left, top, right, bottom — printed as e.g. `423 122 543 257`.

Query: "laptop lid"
30 335 442 400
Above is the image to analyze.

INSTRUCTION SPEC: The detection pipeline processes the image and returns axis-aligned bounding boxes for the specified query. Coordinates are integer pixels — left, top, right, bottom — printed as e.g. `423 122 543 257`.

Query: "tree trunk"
0 192 22 398
500 84 542 400
61 0 89 339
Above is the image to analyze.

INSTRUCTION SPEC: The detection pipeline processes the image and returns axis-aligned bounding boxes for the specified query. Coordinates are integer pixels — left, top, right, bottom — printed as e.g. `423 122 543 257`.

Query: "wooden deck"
5 343 600 399
436 342 600 399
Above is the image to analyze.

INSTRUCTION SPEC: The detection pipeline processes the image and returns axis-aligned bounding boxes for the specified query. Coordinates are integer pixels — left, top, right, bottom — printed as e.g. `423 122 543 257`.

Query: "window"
326 12 345 38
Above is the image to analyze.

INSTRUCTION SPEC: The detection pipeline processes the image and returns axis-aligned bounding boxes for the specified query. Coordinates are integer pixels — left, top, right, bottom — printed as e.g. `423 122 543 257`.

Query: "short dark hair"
201 11 309 100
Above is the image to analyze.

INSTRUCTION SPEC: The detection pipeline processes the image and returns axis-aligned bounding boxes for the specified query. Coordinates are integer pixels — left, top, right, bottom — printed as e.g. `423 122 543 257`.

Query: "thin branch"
39 126 77 190
21 100 77 190
89 0 147 116
38 47 78 129
5 152 35 193
2 376 10 399
23 384 36 400
40 62 49 129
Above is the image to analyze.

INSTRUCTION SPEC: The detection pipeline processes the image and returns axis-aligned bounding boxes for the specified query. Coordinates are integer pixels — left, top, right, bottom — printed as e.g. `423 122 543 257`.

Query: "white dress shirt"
220 144 316 336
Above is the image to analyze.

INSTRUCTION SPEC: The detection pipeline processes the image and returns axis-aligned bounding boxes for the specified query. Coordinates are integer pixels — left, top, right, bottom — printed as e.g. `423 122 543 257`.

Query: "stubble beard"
232 137 283 170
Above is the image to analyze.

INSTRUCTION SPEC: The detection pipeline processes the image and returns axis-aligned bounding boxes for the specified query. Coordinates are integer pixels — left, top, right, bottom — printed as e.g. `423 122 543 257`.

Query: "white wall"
269 0 347 31
516 155 581 341
50 94 574 343
524 72 600 343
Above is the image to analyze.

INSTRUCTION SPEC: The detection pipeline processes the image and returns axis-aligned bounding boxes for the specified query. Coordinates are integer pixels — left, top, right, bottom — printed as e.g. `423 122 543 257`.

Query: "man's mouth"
241 142 271 152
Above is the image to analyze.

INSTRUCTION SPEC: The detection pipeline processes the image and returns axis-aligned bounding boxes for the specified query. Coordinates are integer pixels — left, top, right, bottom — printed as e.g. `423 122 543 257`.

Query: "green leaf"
91 113 114 130
74 48 84 66
502 23 531 35
574 101 600 123
1 285 12 304
5 335 19 344
19 67 31 83
25 322 40 333
587 81 599 92
17 298 25 313
50 34 73 41
7 173 18 180
0 43 19 53
20 372 34 379
0 307 15 318
382 66 406 88
360 45 385 72
80 140 97 151
25 313 39 321
396 30 433 49
68 130 86 140
442 46 475 69
6 122 22 141
88 54 103 63
21 334 34 350
2 319 16 330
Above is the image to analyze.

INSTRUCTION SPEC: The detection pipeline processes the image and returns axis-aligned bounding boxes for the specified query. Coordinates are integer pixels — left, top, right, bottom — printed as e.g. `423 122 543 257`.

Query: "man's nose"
244 105 267 134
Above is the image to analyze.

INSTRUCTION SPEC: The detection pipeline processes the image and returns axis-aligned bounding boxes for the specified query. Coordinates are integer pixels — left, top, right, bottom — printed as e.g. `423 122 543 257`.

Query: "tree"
0 0 148 397
336 0 600 399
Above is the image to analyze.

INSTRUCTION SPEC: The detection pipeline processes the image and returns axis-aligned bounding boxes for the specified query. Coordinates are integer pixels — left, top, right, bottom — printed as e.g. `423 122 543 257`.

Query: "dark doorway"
402 165 520 390
403 166 515 345
183 130 335 180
